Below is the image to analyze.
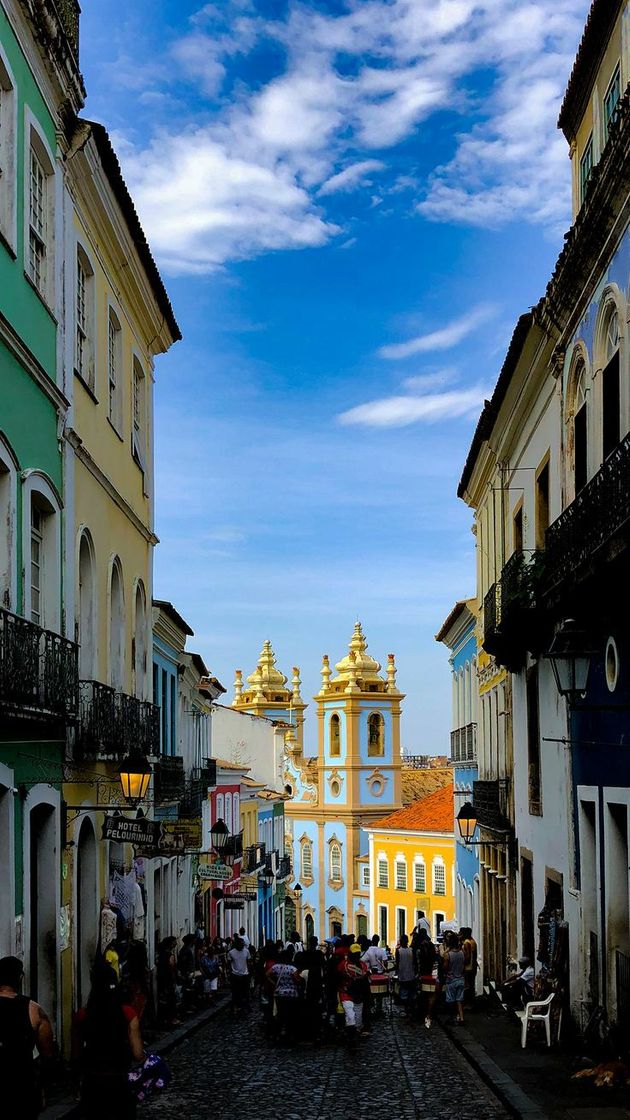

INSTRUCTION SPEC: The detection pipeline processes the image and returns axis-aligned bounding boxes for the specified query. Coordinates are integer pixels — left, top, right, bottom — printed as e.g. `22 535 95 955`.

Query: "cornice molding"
67 430 158 545
0 307 68 415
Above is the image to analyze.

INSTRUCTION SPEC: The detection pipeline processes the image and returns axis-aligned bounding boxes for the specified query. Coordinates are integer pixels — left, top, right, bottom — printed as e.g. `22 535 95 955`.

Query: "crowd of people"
0 921 481 1116
190 919 480 1048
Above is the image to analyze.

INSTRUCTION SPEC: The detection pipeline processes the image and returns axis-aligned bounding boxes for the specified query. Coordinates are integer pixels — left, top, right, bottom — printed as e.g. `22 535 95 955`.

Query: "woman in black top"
73 962 144 1119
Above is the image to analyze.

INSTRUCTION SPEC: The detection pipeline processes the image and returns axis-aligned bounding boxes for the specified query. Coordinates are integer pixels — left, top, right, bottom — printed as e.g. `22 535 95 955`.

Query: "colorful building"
0 0 82 1047
367 784 455 945
234 623 405 942
436 601 480 942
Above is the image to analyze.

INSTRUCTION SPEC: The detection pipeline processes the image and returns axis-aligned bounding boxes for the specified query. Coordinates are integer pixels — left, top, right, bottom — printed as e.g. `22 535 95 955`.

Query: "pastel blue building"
436 601 480 945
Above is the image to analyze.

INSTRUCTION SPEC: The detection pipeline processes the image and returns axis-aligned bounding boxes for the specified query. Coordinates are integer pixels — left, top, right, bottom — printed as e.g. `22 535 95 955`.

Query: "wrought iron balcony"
473 778 511 832
223 831 244 862
483 550 545 669
0 606 78 719
276 854 292 882
154 755 185 803
242 842 266 874
178 760 217 817
450 723 477 764
76 680 159 758
544 431 630 600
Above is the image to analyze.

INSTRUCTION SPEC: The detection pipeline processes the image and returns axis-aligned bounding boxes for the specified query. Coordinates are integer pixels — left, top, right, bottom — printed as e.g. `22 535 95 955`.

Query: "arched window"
0 45 17 251
301 839 313 880
22 472 61 633
600 302 621 459
233 793 239 827
329 841 342 883
216 793 224 823
133 580 147 698
395 856 407 891
108 557 125 691
77 530 96 680
571 355 588 494
330 713 340 757
25 117 55 304
75 245 95 390
108 306 123 433
224 792 232 834
367 712 384 756
0 434 18 611
305 913 315 942
132 357 146 472
413 858 426 894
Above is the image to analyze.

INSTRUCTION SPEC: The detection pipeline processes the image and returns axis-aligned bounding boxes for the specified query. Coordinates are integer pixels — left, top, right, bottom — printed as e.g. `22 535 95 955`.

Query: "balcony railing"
154 755 185 803
76 680 159 758
544 432 630 598
0 606 78 719
483 550 545 668
277 854 292 882
179 761 216 817
242 842 266 874
473 778 511 832
223 831 244 862
450 723 477 764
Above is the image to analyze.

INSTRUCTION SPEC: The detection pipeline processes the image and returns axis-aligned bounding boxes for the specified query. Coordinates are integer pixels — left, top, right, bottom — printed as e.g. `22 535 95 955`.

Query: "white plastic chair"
516 991 557 1048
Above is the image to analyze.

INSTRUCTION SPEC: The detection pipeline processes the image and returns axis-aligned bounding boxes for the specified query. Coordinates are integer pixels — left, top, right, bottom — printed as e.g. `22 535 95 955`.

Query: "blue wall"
153 634 179 756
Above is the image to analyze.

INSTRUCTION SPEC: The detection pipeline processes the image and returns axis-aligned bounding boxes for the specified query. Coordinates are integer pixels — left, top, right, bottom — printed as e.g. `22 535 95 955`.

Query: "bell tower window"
330 713 340 757
368 712 384 757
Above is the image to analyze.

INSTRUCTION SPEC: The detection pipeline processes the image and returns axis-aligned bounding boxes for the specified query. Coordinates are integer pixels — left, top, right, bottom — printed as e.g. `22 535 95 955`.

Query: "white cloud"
123 130 338 272
402 369 457 391
112 0 588 272
318 159 385 196
379 304 496 360
337 385 488 428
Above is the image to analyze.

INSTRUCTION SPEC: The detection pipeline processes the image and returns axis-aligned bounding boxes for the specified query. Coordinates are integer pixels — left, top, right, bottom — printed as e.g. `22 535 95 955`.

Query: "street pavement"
143 1004 511 1120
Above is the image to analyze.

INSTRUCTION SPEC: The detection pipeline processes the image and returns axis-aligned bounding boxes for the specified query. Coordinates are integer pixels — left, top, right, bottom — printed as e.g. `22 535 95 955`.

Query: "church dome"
332 622 384 686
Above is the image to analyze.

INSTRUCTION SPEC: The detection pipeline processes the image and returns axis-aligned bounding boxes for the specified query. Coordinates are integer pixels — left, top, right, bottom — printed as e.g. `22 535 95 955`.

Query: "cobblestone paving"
144 1005 510 1120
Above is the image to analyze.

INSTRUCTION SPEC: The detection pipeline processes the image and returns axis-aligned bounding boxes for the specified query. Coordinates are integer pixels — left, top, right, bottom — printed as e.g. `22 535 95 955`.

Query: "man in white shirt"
413 912 431 937
227 936 251 1010
238 926 250 949
361 935 388 972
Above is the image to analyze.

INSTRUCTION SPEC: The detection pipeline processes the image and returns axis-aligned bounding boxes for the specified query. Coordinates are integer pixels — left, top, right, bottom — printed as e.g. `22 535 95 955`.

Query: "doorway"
76 818 98 1007
29 804 57 1014
520 854 535 962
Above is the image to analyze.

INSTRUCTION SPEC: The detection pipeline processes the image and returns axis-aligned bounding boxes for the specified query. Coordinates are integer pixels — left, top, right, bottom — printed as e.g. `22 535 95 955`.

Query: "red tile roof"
371 783 454 834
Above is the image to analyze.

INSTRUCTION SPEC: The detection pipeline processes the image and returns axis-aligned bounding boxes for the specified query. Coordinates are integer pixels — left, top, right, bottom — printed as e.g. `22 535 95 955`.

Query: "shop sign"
230 891 258 902
198 862 232 881
102 816 163 847
160 818 202 852
223 897 245 910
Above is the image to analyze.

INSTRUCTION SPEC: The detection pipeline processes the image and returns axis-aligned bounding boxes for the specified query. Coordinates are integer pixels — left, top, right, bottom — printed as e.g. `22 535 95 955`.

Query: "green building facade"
0 0 83 1036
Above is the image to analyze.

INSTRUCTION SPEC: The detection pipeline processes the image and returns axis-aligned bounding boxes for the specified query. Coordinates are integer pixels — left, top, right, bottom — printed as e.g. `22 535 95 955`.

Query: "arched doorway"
78 532 96 680
356 914 368 939
76 817 98 1006
29 803 57 1013
305 913 315 942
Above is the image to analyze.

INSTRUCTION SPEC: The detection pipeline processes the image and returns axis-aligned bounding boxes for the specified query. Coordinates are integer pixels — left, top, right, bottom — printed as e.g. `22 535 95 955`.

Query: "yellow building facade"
59 121 180 1046
367 784 455 945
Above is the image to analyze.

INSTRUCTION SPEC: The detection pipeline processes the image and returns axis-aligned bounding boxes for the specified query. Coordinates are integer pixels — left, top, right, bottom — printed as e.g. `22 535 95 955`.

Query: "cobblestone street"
144 1006 510 1120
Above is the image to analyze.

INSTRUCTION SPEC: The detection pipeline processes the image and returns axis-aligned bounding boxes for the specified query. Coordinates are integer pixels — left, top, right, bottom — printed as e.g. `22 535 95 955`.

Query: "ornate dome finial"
233 668 243 704
321 654 331 692
292 666 302 702
387 653 397 693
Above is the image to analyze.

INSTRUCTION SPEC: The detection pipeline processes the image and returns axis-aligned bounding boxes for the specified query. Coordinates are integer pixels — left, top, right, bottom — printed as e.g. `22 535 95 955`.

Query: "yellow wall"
368 827 455 945
241 799 258 849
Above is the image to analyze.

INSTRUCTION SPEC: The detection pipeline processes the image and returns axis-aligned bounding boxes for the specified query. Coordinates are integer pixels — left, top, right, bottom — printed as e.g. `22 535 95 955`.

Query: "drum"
369 974 389 996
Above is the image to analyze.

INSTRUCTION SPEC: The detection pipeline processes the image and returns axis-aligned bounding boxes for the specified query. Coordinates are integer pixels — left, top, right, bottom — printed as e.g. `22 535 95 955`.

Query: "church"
232 623 404 942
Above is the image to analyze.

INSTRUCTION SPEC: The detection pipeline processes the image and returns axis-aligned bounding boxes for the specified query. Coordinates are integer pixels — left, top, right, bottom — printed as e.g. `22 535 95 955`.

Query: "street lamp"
118 754 152 806
456 802 478 845
210 818 230 856
545 619 594 704
263 865 275 888
293 881 303 901
293 881 303 938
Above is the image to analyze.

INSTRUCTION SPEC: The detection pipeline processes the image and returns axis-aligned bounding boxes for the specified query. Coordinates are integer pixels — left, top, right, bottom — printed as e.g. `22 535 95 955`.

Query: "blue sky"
79 0 589 753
